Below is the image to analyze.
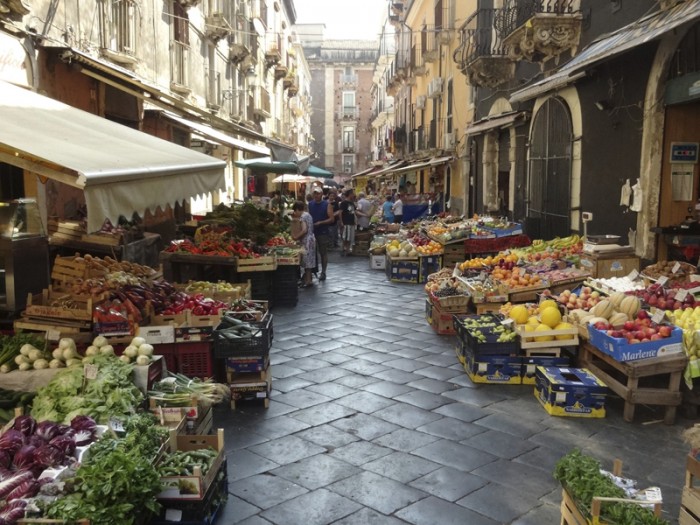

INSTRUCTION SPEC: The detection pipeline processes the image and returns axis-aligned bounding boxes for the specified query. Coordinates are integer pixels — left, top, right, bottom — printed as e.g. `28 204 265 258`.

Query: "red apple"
647 295 658 306
611 330 623 338
658 325 672 337
623 321 636 331
674 301 683 310
650 334 662 341
657 298 667 310
644 327 658 337
630 338 641 344
634 330 647 340
637 310 650 320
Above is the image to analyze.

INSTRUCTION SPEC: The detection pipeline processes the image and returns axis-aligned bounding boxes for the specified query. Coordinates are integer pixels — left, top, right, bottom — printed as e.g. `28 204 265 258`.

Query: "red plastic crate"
153 343 177 373
177 341 214 379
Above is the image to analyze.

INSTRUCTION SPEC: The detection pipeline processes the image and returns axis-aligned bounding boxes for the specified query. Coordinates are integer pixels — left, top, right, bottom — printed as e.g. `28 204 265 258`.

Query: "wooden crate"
81 232 122 246
578 342 686 424
51 255 89 282
682 455 700 524
518 325 579 350
25 289 93 322
236 256 277 272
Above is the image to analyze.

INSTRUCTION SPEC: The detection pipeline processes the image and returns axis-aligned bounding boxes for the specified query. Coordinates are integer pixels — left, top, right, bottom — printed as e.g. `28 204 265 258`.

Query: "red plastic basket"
153 343 177 373
177 342 214 379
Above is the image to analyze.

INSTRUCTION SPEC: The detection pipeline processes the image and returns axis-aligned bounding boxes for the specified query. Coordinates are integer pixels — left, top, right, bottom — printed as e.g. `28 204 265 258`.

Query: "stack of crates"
353 230 373 256
212 312 273 409
273 262 299 307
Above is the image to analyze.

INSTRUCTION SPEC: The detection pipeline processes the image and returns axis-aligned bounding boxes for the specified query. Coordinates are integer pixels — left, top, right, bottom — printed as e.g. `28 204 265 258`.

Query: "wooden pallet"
579 342 686 424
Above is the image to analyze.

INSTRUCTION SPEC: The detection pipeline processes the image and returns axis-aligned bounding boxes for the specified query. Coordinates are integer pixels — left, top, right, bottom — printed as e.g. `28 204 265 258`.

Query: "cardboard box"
386 256 420 283
428 300 458 335
226 355 269 373
579 253 639 279
521 355 572 385
157 429 225 500
138 325 176 344
588 326 683 362
419 255 443 283
463 346 522 385
370 254 386 270
230 376 271 408
535 366 607 418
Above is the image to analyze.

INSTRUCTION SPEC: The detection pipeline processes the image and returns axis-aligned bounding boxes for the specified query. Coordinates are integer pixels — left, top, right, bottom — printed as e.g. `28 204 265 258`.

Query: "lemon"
523 323 536 332
540 306 562 329
534 323 554 342
508 305 529 325
527 316 540 325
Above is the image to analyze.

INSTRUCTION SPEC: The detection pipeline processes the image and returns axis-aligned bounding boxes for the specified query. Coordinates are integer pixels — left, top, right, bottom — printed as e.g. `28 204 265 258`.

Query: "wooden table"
578 342 687 424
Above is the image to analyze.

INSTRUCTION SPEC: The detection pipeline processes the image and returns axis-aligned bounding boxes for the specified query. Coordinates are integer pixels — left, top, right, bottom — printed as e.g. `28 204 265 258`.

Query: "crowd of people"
287 185 406 288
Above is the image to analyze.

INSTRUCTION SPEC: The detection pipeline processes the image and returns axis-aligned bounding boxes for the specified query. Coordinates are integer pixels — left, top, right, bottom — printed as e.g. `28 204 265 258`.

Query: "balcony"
422 26 439 63
391 2 404 15
229 42 250 64
253 85 271 119
274 63 288 80
411 45 427 77
339 140 359 153
427 77 443 99
341 74 358 85
499 0 583 62
265 33 283 67
205 12 232 40
337 106 359 120
453 8 514 88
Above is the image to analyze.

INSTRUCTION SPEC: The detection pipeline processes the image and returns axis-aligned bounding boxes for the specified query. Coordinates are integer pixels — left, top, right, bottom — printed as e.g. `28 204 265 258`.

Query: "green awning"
306 165 334 179
235 157 335 178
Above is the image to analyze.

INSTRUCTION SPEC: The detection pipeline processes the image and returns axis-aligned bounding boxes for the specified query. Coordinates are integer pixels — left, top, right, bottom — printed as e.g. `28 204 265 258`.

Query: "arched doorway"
527 97 573 239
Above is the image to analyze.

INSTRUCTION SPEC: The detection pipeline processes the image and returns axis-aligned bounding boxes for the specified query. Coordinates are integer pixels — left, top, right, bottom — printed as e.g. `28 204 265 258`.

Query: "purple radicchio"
49 434 76 457
12 415 36 437
34 421 61 442
6 479 39 501
0 470 33 499
33 445 63 469
11 445 35 471
0 450 10 470
0 430 24 456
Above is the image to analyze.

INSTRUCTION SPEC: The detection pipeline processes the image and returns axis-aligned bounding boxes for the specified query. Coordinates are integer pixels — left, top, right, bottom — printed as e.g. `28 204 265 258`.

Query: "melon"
389 248 400 257
539 299 558 312
509 305 529 325
590 300 614 320
608 312 629 328
540 306 562 329
619 296 641 318
554 322 575 340
579 314 594 324
608 292 626 308
533 324 554 342
587 316 609 326
408 250 418 257
399 249 408 257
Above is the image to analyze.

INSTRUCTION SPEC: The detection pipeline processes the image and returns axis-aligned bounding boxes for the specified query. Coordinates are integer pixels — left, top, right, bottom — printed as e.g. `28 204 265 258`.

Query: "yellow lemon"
527 316 540 326
540 306 562 329
534 323 554 342
508 305 529 325
554 322 575 340
539 299 558 312
523 323 536 332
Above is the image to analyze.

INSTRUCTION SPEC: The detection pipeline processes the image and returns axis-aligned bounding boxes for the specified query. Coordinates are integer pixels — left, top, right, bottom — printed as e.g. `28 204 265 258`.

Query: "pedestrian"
327 191 340 248
339 188 357 256
356 191 372 231
307 186 334 281
382 194 395 223
290 200 316 288
392 192 404 224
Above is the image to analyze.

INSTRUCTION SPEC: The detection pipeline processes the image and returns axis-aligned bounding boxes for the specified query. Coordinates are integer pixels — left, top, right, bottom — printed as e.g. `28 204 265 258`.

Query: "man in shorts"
339 188 357 256
307 187 334 280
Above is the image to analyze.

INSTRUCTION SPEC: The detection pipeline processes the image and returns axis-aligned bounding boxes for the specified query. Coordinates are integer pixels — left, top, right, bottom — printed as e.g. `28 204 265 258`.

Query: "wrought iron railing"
497 0 580 37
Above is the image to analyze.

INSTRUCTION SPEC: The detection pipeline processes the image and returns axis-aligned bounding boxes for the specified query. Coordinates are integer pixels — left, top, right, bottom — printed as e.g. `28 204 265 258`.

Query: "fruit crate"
211 314 272 359
453 314 520 355
418 254 443 284
25 289 94 322
236 256 277 272
517 324 579 350
681 454 700 525
177 342 214 380
386 256 420 284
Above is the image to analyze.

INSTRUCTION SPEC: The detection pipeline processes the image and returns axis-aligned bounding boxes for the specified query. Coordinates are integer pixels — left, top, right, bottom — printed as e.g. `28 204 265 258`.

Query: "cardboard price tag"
651 310 665 324
689 286 700 295
691 274 700 283
46 329 61 342
109 417 125 433
164 510 183 521
675 289 689 302
83 363 98 380
501 318 514 327
672 261 681 274
657 276 669 287
627 269 639 281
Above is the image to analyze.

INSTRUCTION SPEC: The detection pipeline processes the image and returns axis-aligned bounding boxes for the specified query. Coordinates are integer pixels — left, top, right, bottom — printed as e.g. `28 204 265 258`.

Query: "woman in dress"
291 200 317 288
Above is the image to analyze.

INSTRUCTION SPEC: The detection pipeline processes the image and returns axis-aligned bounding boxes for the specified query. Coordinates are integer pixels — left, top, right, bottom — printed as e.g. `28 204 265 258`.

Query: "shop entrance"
526 97 572 239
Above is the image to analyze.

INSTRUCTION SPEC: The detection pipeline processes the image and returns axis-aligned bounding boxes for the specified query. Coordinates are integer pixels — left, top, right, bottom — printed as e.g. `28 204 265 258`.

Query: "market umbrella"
322 179 340 189
271 174 308 183
305 165 334 179
234 156 299 174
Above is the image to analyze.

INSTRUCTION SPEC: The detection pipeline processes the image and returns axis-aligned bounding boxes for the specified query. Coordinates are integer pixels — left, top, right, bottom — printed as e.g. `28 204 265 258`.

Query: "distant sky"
293 0 386 40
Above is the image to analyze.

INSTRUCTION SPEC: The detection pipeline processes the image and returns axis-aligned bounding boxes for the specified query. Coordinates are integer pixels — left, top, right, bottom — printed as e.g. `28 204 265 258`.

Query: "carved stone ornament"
176 0 202 7
0 0 30 19
467 56 515 88
504 14 582 62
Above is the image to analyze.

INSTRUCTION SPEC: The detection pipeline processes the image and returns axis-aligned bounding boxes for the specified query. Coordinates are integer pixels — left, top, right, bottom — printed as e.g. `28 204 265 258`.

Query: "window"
342 91 356 117
446 78 453 134
342 154 354 173
343 126 355 152
171 2 191 89
206 44 221 108
100 0 138 59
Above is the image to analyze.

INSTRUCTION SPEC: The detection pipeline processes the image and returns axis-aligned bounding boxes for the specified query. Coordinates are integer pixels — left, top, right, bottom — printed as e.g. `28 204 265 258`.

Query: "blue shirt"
308 199 331 235
382 201 394 222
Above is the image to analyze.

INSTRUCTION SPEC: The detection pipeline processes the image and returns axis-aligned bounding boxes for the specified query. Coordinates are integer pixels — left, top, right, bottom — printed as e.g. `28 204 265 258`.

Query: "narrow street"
215 253 689 525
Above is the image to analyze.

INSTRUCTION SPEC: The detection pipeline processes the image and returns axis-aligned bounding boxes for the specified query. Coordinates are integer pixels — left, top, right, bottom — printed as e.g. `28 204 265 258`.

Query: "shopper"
356 192 372 231
307 187 334 281
382 195 395 223
290 200 316 288
392 192 404 224
327 191 340 248
339 188 357 256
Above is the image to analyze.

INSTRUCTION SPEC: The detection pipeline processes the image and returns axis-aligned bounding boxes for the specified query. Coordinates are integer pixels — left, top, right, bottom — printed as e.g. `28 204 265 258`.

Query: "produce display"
505 300 576 342
457 315 517 343
587 309 676 344
0 389 35 424
157 447 219 477
149 373 230 408
554 450 668 525
641 260 697 283
566 292 642 330
589 275 646 293
626 282 700 310
0 333 50 373
386 239 418 258
199 202 282 245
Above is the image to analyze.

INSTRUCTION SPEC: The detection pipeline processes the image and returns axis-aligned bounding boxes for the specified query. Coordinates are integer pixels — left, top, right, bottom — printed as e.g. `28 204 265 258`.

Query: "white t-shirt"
392 198 403 215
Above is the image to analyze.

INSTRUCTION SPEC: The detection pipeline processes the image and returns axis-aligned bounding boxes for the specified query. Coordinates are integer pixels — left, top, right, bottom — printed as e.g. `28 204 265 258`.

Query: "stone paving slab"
215 253 689 525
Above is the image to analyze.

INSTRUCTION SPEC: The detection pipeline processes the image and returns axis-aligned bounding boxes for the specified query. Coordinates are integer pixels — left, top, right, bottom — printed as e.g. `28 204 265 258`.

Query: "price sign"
501 318 514 327
675 289 689 302
46 329 61 341
452 264 460 278
627 269 639 281
672 261 681 274
651 310 665 324
691 274 700 283
689 286 700 295
657 276 669 287
109 417 125 433
83 363 98 380
164 510 183 521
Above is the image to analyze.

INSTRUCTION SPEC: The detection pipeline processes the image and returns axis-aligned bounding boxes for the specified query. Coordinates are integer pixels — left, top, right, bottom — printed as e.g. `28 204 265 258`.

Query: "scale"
581 211 592 240
581 212 632 254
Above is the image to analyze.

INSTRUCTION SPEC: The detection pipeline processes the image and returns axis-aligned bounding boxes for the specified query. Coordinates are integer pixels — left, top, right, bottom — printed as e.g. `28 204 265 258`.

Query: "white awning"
164 112 270 156
0 80 226 233
510 1 700 104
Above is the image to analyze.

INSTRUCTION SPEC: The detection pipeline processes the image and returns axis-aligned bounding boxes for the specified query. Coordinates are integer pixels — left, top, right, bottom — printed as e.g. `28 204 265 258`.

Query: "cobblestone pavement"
215 251 691 525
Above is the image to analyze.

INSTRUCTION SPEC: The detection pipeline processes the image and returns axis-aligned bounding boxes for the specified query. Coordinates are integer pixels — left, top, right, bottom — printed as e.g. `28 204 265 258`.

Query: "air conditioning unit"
443 132 455 150
416 95 426 110
427 77 443 98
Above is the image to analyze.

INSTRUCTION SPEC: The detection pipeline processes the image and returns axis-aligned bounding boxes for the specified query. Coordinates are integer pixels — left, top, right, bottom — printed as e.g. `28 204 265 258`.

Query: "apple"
644 327 658 337
674 301 683 310
634 330 647 340
611 330 624 338
647 295 658 306
637 310 650 320
657 298 667 310
630 338 641 344
650 334 662 341
594 321 611 331
658 325 673 337
623 321 636 331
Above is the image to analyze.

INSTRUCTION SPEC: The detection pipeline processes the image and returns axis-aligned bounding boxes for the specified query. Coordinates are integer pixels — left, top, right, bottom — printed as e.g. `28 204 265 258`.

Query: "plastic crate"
177 342 214 379
154 343 177 373
212 315 272 359
453 314 520 356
